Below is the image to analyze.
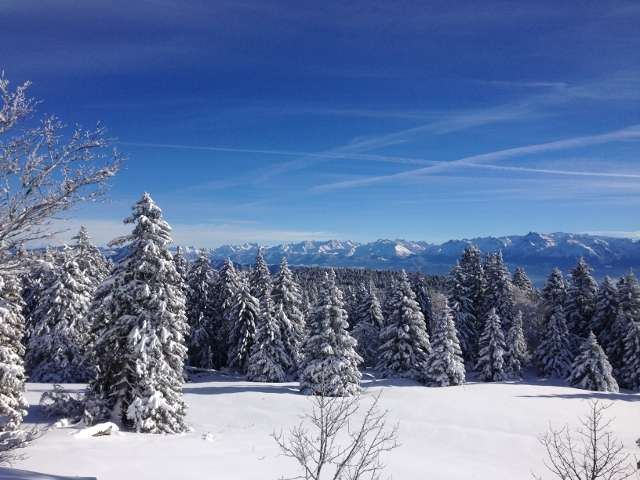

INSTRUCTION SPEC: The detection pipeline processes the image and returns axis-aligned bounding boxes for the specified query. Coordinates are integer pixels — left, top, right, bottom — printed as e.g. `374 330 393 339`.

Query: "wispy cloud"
312 124 640 191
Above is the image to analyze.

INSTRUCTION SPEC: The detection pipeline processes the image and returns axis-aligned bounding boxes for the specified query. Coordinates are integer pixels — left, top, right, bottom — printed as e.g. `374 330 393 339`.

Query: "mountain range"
173 232 640 283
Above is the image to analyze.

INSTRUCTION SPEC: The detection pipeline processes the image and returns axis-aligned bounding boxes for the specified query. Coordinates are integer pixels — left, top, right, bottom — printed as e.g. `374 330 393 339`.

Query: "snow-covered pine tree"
448 262 477 362
591 276 618 350
567 332 618 393
210 259 241 367
185 250 217 368
621 318 640 390
26 252 93 382
512 266 534 294
0 272 28 431
476 308 506 382
483 251 515 329
227 277 259 373
377 270 431 379
535 304 573 378
71 226 109 288
352 282 385 368
299 270 362 397
272 257 306 371
173 246 189 283
85 193 188 434
246 295 291 382
414 278 435 334
504 310 530 379
250 248 272 303
541 268 567 318
565 258 598 339
458 245 485 330
607 272 640 372
425 294 465 387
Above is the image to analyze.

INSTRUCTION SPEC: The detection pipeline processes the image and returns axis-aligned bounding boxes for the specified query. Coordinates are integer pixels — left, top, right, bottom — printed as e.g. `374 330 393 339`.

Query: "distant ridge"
163 232 640 283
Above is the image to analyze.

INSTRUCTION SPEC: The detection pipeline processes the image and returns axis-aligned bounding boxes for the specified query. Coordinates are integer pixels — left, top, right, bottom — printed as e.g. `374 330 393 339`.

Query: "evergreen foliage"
567 332 618 393
299 270 362 397
85 193 188 433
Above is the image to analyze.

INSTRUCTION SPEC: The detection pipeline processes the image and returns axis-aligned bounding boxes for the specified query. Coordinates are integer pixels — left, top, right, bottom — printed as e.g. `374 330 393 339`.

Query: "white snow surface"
14 372 640 480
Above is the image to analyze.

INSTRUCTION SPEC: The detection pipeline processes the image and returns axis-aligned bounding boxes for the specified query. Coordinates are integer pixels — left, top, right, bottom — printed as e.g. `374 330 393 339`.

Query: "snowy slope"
15 373 640 480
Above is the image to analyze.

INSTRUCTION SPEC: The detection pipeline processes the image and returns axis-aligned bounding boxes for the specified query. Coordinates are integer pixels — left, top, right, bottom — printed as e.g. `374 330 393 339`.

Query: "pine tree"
299 270 362 397
210 259 241 367
85 193 188 434
608 272 640 371
504 310 530 379
535 304 573 378
227 277 259 372
591 276 618 348
425 294 465 387
272 257 306 371
185 250 217 368
458 245 485 328
71 226 110 288
377 270 431 379
414 278 435 334
621 319 640 390
483 251 515 329
173 246 189 283
565 258 598 340
352 282 385 368
448 262 477 362
26 253 93 382
541 268 567 318
512 266 534 294
247 296 291 382
568 332 618 393
0 272 28 431
476 308 506 382
250 249 272 303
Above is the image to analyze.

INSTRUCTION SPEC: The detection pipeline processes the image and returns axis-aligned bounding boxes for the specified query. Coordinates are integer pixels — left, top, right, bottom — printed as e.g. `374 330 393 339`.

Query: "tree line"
0 193 638 438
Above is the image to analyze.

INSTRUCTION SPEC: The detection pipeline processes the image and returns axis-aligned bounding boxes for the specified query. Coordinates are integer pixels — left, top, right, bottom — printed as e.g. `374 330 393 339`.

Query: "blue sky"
3 1 640 246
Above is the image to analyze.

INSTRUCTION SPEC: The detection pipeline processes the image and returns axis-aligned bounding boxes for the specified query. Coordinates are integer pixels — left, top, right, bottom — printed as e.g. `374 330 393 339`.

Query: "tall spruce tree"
476 308 506 382
504 310 530 379
272 257 306 371
71 226 109 288
567 332 618 393
565 258 598 340
483 251 515 329
621 319 640 390
227 277 259 373
185 250 217 369
211 259 241 367
250 249 272 303
425 294 466 387
458 245 485 330
608 272 640 372
352 282 385 368
512 267 534 294
377 270 431 379
541 268 567 318
535 304 573 378
448 262 477 362
299 270 362 397
26 253 93 382
173 246 189 283
591 276 619 349
246 296 291 383
414 278 435 334
85 193 188 434
0 272 28 431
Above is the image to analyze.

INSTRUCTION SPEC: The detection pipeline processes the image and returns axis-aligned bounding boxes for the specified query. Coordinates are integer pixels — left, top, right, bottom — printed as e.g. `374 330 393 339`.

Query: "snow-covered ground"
12 372 640 480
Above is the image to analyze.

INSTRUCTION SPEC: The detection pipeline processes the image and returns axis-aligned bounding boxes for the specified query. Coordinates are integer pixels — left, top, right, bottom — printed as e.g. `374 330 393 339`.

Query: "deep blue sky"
3 1 640 246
